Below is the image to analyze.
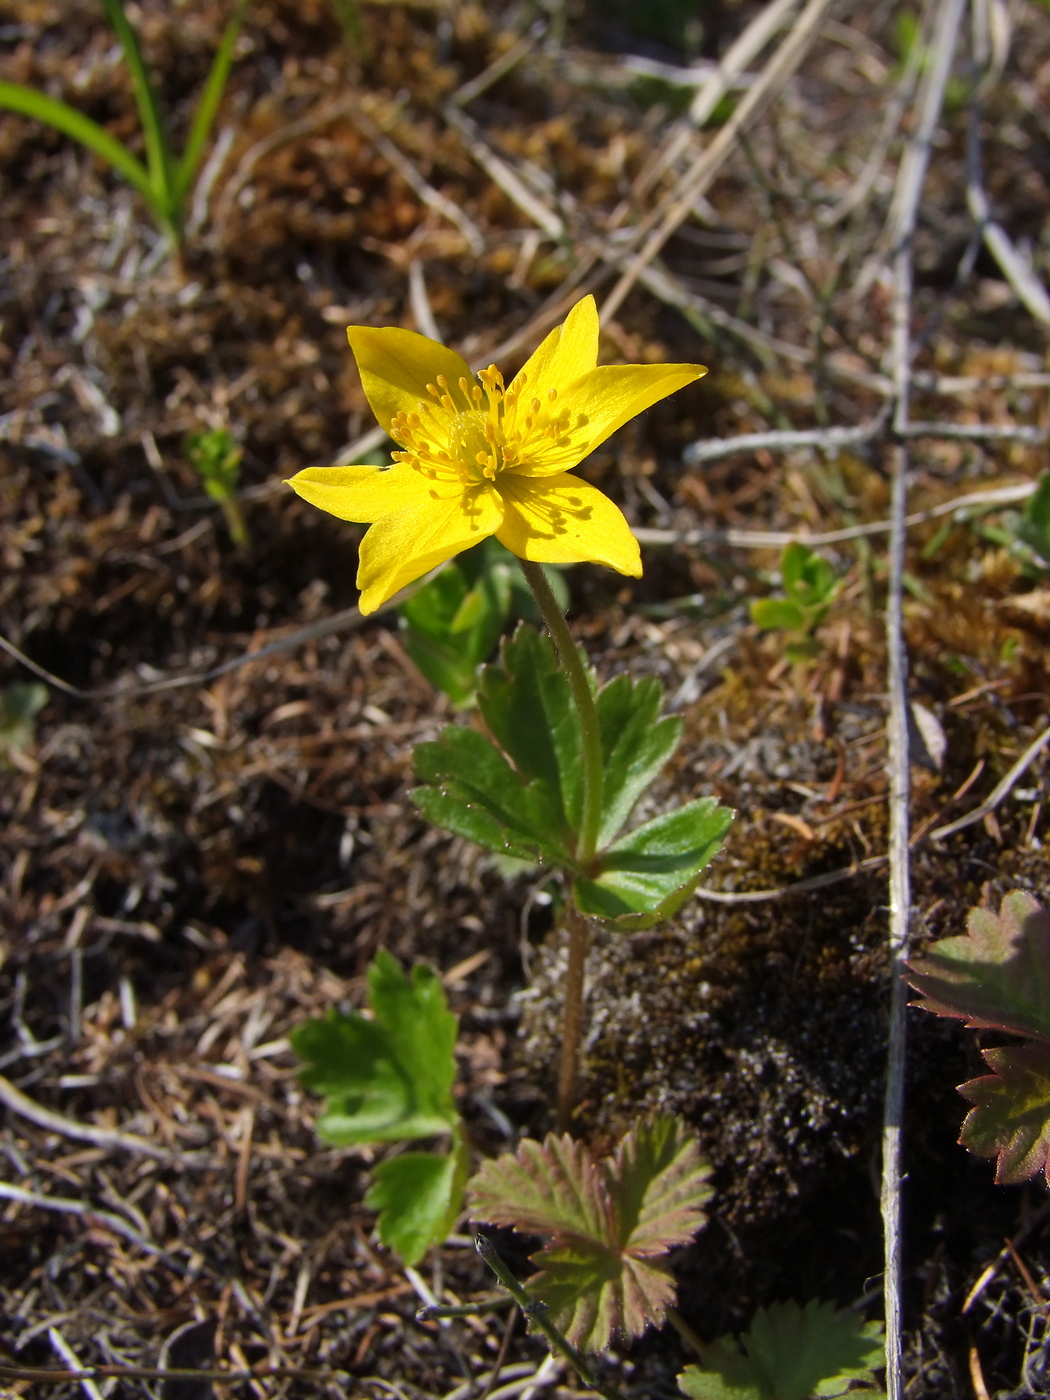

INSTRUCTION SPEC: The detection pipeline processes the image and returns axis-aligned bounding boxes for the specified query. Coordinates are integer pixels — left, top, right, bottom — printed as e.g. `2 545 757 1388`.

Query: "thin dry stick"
965 0 1050 324
0 1182 177 1263
626 0 802 205
880 3 968 1395
600 0 836 321
635 480 1037 550
0 1072 210 1165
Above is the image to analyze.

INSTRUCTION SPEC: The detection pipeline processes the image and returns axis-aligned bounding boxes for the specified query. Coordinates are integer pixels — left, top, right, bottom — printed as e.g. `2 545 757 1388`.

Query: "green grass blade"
173 0 249 214
329 0 364 47
0 80 156 207
99 0 174 207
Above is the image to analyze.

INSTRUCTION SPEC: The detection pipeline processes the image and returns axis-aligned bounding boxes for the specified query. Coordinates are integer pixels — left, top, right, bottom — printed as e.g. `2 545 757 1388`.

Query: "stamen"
548 388 557 402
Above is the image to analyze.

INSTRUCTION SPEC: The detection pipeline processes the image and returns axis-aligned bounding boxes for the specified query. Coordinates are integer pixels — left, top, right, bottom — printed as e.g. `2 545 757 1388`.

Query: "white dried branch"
879 0 968 1394
601 0 836 321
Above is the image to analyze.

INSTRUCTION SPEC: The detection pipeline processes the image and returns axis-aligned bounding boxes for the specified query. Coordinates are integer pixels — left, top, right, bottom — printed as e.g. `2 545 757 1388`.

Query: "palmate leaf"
412 725 573 866
595 674 682 848
574 798 734 929
678 1300 884 1400
469 1116 711 1352
904 891 1050 1042
957 1042 1050 1185
292 950 458 1144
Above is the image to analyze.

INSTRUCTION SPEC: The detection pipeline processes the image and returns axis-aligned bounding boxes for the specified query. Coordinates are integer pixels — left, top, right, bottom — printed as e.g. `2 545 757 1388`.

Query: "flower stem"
555 901 590 1134
519 561 600 1134
475 1234 628 1400
518 561 603 867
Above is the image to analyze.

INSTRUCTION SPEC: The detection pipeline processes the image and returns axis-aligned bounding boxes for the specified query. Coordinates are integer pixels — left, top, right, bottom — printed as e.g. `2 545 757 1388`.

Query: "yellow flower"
288 295 706 614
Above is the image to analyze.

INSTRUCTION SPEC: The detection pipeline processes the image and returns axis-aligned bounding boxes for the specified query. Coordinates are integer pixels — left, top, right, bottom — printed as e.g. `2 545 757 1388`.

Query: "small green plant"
750 542 841 662
0 0 247 249
1013 471 1050 568
906 891 1050 1185
471 1116 712 1351
398 540 567 708
291 951 468 1264
0 682 48 761
678 1299 884 1400
186 427 248 548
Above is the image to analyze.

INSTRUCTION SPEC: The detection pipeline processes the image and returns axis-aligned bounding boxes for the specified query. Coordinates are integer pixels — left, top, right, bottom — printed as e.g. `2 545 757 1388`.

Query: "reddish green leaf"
958 1043 1050 1185
904 891 1050 1042
469 1116 711 1352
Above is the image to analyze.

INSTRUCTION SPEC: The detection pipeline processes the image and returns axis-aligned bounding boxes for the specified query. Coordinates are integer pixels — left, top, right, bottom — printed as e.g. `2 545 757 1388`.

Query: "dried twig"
601 0 836 321
878 5 968 1395
0 1073 210 1165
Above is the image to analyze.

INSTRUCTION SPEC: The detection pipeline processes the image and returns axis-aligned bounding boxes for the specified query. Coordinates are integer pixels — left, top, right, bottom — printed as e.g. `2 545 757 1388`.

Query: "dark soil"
3 1 1050 1396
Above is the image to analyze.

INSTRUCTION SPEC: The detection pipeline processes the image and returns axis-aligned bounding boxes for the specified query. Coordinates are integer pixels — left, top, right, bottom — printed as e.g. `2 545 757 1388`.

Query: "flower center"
388 365 578 488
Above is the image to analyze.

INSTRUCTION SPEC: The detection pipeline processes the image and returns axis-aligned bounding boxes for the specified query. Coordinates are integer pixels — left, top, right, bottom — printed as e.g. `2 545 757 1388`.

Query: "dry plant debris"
2 0 1050 1395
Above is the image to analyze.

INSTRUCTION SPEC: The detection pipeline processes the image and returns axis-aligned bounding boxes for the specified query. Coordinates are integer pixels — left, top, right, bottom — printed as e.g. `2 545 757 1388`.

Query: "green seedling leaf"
186 428 242 502
469 1115 711 1353
781 542 837 610
412 725 574 866
399 552 512 707
100 0 174 204
0 682 48 755
957 1042 1050 1185
174 0 249 210
0 81 155 206
1015 471 1050 565
904 891 1050 1043
366 1128 470 1264
679 1299 884 1400
292 950 458 1144
596 675 682 848
750 598 807 633
574 798 734 929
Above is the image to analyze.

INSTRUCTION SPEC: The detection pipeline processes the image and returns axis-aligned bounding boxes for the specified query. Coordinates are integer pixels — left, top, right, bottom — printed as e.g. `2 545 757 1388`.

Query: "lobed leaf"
412 725 573 866
292 950 458 1144
366 1129 470 1265
476 625 583 834
904 891 1050 1043
679 1299 884 1400
469 1116 710 1352
573 798 733 929
595 674 682 848
958 1042 1050 1185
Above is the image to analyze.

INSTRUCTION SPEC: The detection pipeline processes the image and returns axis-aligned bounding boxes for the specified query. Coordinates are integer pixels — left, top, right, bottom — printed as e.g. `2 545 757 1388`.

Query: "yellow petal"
495 473 642 577
357 486 505 613
506 295 599 401
287 463 428 522
511 361 707 478
347 325 475 434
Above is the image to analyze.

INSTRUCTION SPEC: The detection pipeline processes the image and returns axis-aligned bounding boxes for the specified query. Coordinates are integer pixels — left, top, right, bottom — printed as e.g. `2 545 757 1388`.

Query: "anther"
548 388 557 402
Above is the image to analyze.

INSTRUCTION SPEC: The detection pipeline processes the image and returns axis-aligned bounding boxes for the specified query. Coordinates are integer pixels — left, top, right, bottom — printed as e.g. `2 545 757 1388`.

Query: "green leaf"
366 1128 470 1264
400 555 511 707
469 1116 711 1352
100 0 174 206
292 950 458 1144
573 798 733 929
0 81 156 208
958 1042 1050 1185
679 1300 884 1400
904 891 1050 1043
1016 471 1050 565
781 543 837 608
476 625 584 835
595 675 682 848
0 682 48 755
750 598 807 633
412 725 574 866
174 0 249 213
